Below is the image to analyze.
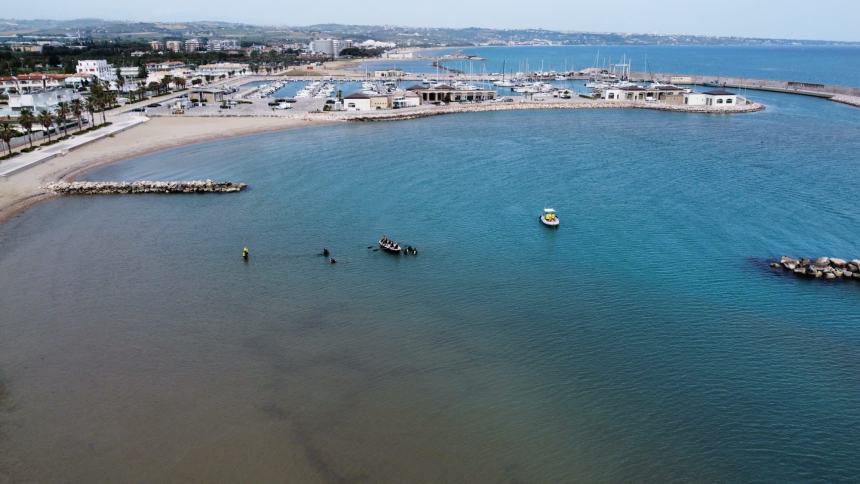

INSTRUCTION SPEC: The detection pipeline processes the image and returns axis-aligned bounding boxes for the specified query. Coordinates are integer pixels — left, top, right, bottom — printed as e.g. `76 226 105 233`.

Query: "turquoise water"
1 89 860 479
362 45 860 87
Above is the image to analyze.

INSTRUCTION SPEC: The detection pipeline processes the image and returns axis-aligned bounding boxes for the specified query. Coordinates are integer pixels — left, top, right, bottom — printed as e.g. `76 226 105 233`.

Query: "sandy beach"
0 116 334 226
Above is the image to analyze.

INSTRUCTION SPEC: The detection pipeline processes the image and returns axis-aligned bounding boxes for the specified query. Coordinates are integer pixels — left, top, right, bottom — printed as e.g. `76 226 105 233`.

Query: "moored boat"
540 208 560 227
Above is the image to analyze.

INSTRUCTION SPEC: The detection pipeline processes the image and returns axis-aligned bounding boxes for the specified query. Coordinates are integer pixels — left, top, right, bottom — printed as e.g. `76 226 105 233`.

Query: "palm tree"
84 97 97 128
160 75 173 94
56 102 70 138
18 108 35 148
173 76 186 89
38 110 54 143
70 99 83 133
0 117 17 156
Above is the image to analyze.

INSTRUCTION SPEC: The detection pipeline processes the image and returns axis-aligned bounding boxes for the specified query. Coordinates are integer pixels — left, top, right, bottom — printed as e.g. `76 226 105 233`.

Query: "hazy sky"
6 0 860 42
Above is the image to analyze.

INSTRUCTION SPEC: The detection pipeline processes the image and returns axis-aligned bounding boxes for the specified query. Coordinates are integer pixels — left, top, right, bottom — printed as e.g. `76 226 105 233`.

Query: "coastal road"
0 115 149 178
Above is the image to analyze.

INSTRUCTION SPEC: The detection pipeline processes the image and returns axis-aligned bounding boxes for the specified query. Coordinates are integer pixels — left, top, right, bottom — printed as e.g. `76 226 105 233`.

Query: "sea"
1 46 859 482
361 44 860 86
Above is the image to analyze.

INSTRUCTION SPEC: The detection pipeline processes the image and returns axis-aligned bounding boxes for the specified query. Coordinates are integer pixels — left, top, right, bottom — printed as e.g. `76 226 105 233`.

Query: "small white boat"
378 236 402 254
540 208 559 227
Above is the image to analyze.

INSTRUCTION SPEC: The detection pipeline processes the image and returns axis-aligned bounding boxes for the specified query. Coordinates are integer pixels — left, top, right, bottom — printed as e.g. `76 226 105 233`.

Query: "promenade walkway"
0 115 148 178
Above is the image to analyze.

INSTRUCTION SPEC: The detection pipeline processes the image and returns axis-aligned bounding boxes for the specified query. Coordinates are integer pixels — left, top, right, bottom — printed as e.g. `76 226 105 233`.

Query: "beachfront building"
189 87 229 104
76 60 116 82
0 73 69 94
165 40 182 53
146 61 187 72
343 92 391 111
391 91 421 109
8 88 80 114
196 63 250 77
684 90 739 107
406 84 496 103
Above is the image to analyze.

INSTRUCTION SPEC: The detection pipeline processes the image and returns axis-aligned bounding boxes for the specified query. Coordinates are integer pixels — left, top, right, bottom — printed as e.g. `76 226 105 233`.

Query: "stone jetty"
771 256 860 281
44 180 246 195
345 99 764 123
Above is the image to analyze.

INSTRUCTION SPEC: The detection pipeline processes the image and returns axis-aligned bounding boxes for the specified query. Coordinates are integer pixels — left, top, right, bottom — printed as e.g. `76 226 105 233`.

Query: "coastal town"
1 25 859 221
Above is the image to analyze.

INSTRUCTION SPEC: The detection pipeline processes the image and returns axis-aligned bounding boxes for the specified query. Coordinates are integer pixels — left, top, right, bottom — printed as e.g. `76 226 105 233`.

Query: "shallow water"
1 90 859 482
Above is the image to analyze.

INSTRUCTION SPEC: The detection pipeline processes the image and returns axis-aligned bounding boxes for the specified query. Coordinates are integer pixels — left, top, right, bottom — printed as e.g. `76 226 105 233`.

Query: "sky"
5 0 860 42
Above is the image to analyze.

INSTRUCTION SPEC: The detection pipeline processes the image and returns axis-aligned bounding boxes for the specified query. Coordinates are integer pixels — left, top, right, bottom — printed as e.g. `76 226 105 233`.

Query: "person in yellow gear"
242 246 249 259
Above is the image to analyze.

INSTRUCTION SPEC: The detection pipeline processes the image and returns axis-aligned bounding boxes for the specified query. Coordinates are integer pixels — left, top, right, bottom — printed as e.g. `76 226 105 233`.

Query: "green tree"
116 70 125 93
84 97 97 127
0 117 18 156
138 63 148 79
70 99 84 133
56 102 70 138
160 75 173 93
38 110 54 143
18 108 35 148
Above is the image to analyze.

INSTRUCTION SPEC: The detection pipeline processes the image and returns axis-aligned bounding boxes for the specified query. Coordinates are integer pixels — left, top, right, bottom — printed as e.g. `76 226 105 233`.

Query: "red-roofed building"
0 73 70 93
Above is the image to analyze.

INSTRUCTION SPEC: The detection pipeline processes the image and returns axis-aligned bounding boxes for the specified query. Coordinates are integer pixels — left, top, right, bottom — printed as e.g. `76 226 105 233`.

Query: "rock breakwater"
345 99 764 123
771 256 860 281
44 180 246 195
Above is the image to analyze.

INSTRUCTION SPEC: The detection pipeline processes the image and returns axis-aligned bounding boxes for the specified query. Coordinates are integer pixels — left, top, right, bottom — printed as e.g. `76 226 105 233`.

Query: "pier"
44 180 246 194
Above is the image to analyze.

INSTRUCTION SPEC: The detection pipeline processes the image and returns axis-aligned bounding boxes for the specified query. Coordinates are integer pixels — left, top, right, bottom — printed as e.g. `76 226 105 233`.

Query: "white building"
309 39 352 58
343 92 390 111
118 67 141 80
684 89 739 107
207 39 240 51
76 60 116 82
8 88 81 113
391 91 421 108
196 63 250 77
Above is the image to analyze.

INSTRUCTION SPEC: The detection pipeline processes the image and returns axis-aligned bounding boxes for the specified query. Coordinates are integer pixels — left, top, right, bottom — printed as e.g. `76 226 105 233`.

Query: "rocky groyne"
771 256 860 281
44 180 246 195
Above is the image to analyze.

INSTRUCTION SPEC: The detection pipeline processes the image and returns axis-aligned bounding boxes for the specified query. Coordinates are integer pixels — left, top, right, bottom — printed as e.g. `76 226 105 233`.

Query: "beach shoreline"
0 97 762 227
0 116 336 227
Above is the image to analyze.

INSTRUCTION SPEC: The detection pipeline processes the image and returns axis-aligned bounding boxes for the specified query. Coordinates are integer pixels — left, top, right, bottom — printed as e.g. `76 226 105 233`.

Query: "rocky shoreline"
771 256 860 281
43 180 247 195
